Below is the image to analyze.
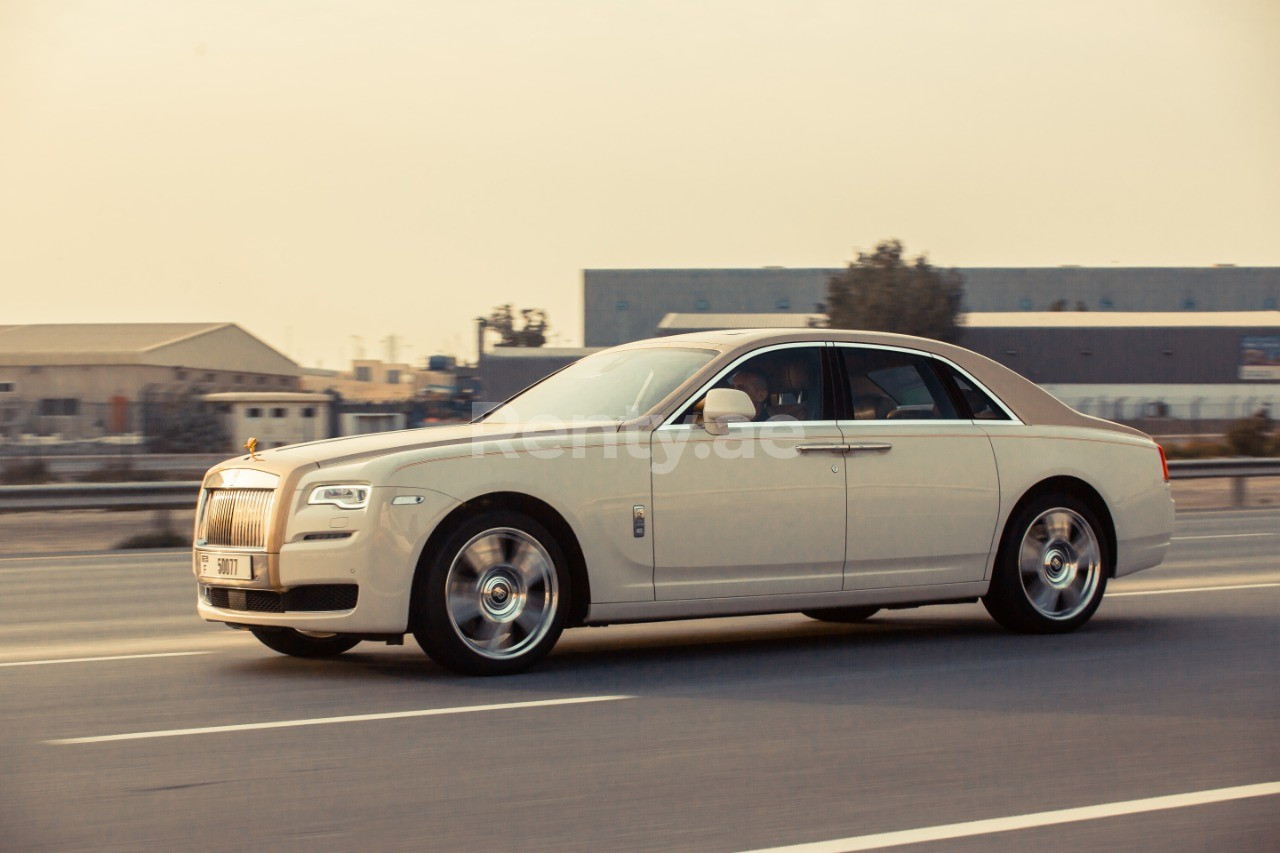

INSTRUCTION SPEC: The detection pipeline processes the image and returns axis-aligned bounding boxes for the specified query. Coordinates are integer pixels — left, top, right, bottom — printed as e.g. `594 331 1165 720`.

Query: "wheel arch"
1000 476 1118 577
410 491 592 628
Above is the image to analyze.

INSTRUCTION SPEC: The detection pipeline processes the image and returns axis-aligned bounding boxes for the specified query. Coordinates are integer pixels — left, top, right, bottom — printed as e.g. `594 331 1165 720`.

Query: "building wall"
222 401 330 449
960 325 1280 385
584 267 1280 347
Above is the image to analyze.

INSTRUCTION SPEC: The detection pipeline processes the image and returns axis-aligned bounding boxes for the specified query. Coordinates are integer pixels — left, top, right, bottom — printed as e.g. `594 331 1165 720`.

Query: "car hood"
216 420 616 471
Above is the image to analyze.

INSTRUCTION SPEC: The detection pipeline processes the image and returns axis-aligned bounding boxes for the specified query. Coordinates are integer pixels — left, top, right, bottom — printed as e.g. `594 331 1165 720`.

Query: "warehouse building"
0 323 300 446
584 266 1280 347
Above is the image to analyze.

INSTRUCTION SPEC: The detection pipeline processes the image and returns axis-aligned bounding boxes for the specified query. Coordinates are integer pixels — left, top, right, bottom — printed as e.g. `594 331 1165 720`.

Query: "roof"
962 311 1280 328
657 312 825 331
0 322 228 354
0 323 299 374
203 392 331 403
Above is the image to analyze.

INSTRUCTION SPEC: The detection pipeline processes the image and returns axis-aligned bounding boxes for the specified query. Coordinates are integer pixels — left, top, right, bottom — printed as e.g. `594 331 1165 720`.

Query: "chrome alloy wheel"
444 527 560 660
1017 507 1102 621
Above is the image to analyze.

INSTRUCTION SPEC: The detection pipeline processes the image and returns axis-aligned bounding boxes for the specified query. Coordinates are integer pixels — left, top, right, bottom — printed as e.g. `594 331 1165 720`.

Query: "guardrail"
1 454 223 476
0 458 1278 513
1168 458 1280 506
0 482 202 512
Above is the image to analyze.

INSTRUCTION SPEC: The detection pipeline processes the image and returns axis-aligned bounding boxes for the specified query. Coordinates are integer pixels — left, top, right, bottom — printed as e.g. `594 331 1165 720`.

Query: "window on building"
271 408 287 418
302 407 316 418
616 300 629 311
234 375 244 384
39 398 80 417
205 373 217 382
776 298 791 310
0 382 14 393
386 370 401 385
175 369 187 380
1181 297 1197 309
1264 297 1278 310
1019 298 1033 310
695 298 710 311
355 366 372 382
1099 297 1114 310
246 407 262 419
256 376 266 385
279 376 289 386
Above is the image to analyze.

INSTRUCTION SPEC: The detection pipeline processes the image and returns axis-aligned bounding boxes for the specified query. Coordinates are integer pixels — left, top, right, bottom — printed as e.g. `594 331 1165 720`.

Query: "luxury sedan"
192 329 1175 674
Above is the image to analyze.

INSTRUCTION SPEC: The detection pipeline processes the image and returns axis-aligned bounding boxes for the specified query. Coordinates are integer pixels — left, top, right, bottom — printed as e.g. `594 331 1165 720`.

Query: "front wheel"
983 493 1109 634
413 511 568 676
250 628 360 658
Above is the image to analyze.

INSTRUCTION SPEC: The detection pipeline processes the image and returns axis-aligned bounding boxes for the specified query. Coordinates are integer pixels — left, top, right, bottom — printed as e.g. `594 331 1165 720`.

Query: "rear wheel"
413 511 568 676
802 606 880 624
983 493 1109 634
250 628 360 658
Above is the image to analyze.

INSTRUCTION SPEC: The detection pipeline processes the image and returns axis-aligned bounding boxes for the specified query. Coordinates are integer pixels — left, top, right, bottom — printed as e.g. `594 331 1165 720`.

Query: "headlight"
308 485 371 510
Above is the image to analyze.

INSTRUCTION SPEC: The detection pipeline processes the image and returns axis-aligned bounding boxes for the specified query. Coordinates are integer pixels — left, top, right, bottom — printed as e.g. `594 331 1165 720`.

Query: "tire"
413 510 569 676
983 492 1109 634
250 628 360 658
801 606 880 624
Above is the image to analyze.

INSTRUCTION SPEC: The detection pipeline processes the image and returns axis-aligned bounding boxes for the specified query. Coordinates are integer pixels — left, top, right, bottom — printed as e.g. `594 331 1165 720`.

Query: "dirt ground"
0 478 1275 556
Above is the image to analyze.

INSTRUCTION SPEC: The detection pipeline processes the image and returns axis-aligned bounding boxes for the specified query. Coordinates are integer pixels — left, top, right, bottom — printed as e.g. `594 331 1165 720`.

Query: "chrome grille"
200 489 273 549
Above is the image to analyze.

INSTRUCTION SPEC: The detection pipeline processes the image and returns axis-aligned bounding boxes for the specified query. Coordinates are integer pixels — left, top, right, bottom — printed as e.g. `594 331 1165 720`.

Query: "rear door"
834 343 1001 591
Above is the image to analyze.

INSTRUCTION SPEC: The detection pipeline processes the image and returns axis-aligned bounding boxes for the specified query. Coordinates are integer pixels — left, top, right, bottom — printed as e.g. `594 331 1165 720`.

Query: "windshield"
483 346 717 424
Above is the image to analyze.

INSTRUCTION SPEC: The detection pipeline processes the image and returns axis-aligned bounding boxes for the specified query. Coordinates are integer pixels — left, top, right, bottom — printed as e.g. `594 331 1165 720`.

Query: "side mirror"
702 388 756 435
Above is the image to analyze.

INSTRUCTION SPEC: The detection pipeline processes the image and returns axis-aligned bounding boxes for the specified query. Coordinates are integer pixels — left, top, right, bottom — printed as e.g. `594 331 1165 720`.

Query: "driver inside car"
729 369 771 421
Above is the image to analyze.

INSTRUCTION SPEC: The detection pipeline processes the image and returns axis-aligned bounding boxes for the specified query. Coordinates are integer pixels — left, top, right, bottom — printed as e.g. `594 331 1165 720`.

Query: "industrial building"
0 323 300 446
584 266 1280 347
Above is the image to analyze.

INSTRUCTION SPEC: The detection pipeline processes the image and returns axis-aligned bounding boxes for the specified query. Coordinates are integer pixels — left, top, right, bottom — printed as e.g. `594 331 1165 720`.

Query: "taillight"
1157 444 1169 482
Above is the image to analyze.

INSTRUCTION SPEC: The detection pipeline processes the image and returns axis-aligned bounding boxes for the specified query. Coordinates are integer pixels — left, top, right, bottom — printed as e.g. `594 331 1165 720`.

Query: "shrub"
1163 440 1228 460
0 458 56 484
1226 412 1275 457
115 530 191 549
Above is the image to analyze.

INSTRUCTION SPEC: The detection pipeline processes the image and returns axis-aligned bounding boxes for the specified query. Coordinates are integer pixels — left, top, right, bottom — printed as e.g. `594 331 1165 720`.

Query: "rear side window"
939 364 1011 420
839 348 958 421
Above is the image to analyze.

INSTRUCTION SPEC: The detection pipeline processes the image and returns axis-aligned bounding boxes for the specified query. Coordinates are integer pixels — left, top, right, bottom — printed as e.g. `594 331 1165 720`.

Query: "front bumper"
194 486 460 634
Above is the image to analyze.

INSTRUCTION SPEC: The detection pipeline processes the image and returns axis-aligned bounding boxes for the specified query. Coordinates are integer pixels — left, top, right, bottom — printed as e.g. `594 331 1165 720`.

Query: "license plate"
199 552 252 581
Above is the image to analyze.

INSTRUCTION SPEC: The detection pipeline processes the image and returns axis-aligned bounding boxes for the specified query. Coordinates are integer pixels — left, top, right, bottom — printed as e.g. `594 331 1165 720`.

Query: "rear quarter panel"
983 425 1174 577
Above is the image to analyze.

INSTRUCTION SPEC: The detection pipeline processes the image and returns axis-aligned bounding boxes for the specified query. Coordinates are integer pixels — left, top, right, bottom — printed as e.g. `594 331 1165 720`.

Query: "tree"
486 304 549 347
825 240 964 343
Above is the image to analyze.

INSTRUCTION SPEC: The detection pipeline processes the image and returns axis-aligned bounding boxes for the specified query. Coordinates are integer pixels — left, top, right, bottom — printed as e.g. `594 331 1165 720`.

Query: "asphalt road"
2 510 1277 851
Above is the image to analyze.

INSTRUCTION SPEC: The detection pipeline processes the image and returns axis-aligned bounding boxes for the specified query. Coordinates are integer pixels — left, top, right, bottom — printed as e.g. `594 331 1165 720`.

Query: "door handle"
847 443 893 453
795 443 850 454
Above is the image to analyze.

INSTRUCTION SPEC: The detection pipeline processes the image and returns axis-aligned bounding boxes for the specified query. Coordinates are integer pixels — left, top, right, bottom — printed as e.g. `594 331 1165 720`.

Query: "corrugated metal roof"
0 322 230 354
962 311 1280 328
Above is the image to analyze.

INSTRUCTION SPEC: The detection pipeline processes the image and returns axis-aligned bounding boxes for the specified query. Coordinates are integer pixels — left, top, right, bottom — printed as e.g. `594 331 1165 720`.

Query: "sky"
2 0 1277 367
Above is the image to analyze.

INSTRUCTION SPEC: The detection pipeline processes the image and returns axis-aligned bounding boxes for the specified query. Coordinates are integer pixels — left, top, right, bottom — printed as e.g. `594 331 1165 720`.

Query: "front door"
651 344 846 600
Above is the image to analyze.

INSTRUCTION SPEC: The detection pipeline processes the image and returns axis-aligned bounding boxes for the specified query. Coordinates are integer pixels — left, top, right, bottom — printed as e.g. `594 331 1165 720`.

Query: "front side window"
486 346 717 424
679 346 827 424
839 348 957 420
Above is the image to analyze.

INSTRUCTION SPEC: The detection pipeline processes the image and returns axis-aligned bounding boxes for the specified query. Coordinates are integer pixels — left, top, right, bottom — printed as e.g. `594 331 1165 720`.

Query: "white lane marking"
0 651 211 668
741 781 1280 852
1173 532 1277 541
1110 582 1280 597
48 695 633 745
